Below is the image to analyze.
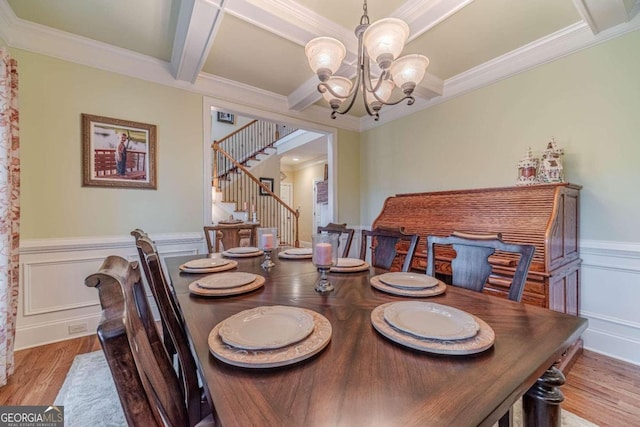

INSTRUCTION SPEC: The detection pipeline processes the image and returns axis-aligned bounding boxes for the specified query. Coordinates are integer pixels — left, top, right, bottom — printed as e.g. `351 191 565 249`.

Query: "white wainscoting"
16 233 640 365
579 240 640 365
16 233 206 350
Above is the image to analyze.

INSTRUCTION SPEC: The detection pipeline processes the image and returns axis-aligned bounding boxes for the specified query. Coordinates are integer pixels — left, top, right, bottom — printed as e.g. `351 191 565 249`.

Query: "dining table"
166 250 587 427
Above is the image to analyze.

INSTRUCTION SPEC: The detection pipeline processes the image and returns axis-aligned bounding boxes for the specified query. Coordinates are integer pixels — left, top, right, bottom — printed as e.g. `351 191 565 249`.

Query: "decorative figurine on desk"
538 138 565 183
516 146 539 186
312 233 339 294
257 227 277 270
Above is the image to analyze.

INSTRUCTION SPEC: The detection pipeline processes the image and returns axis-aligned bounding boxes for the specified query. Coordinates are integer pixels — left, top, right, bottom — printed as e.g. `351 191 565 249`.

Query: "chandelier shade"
304 0 429 121
362 18 409 70
305 37 346 82
390 54 430 93
370 78 394 104
321 76 353 107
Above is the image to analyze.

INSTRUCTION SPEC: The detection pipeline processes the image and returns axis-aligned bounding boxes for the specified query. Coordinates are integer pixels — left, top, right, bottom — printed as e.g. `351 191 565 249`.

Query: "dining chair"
317 222 355 258
130 229 176 358
359 227 419 271
425 231 535 302
426 232 535 427
204 224 255 252
131 230 212 426
85 255 214 427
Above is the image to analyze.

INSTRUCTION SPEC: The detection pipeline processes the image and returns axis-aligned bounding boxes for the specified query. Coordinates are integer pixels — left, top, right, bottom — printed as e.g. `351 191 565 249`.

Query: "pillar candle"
261 233 274 249
243 201 248 211
315 242 332 265
251 204 255 212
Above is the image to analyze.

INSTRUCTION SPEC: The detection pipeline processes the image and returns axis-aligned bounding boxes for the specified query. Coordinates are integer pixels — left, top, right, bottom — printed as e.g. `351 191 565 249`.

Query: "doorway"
202 97 338 232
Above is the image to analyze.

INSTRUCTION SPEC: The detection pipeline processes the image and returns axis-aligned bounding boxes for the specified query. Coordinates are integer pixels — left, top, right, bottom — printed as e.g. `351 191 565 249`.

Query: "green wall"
361 29 640 242
336 128 361 226
15 49 203 238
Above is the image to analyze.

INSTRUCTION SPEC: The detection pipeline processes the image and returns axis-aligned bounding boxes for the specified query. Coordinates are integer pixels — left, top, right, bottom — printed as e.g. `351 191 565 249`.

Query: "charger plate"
183 258 230 269
371 302 495 355
370 275 446 297
218 306 314 349
195 272 256 290
378 272 439 289
330 258 369 273
209 308 332 368
278 248 312 259
179 260 238 274
228 246 260 254
383 301 479 340
222 248 264 258
188 275 265 297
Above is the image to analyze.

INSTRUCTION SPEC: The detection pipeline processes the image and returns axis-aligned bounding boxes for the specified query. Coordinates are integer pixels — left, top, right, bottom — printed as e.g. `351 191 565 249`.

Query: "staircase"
212 120 300 247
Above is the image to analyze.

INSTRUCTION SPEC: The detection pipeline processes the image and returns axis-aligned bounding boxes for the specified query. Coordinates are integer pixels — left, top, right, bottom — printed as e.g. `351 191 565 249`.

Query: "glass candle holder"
312 233 339 293
257 227 278 270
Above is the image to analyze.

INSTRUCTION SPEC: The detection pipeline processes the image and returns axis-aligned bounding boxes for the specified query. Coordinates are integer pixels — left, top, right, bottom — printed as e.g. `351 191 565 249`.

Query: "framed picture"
260 177 274 195
82 114 157 189
217 111 235 124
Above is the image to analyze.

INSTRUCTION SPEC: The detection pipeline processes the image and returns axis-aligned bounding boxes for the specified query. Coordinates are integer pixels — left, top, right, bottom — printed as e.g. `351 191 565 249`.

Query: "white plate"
219 306 315 350
183 258 230 269
283 248 312 256
195 272 256 290
336 258 365 268
209 309 332 368
371 304 494 355
227 246 260 254
383 301 479 340
378 272 438 289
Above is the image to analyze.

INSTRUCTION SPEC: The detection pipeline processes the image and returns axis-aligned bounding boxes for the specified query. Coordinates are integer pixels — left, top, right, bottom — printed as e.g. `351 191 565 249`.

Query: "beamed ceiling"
1 0 639 131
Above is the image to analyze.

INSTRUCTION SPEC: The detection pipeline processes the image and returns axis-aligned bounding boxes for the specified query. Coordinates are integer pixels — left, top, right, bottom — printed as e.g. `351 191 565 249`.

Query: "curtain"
0 47 20 387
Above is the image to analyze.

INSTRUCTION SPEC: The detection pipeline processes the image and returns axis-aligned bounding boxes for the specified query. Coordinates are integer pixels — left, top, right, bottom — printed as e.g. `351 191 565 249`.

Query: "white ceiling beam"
226 0 356 51
171 0 223 83
572 0 638 34
393 0 475 41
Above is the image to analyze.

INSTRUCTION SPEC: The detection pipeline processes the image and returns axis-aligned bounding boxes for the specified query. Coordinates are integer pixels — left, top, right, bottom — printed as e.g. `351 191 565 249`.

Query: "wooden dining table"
166 251 587 427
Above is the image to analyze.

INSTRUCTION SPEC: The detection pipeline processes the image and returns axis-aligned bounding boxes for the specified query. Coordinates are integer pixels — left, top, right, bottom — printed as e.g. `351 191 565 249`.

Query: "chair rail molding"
16 232 206 350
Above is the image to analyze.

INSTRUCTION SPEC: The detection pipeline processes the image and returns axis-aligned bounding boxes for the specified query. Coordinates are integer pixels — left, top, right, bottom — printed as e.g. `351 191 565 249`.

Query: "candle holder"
257 227 278 270
312 233 339 294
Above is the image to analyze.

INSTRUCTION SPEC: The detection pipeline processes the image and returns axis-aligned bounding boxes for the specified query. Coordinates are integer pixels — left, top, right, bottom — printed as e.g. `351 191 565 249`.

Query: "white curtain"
0 47 20 386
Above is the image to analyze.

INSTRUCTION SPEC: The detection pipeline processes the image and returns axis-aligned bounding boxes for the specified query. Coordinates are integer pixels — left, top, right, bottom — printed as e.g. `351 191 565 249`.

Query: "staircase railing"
214 120 297 181
213 142 300 248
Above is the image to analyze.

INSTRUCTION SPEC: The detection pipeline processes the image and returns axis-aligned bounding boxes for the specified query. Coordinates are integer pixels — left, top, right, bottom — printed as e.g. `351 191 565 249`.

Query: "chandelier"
305 0 429 121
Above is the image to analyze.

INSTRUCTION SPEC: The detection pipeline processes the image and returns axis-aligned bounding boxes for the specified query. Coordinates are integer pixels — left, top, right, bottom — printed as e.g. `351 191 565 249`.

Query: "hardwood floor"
0 336 638 426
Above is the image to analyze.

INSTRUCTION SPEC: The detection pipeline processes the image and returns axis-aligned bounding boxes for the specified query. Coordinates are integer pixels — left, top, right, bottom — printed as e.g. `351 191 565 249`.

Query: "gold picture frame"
82 114 157 189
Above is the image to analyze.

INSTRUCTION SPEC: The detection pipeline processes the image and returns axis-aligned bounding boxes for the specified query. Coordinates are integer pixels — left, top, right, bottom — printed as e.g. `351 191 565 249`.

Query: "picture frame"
259 177 274 196
82 114 157 189
217 111 235 124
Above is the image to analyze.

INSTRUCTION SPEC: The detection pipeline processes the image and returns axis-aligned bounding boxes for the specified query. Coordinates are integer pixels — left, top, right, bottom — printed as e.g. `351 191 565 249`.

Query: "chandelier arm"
380 94 416 107
332 75 361 117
